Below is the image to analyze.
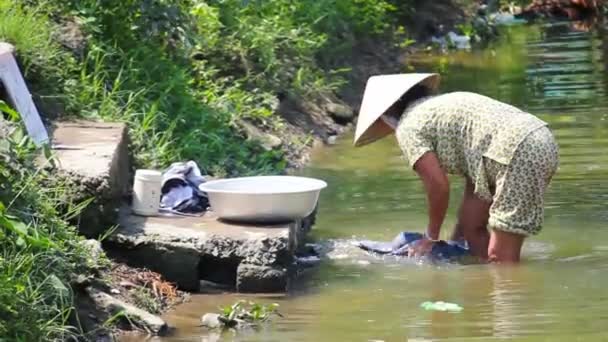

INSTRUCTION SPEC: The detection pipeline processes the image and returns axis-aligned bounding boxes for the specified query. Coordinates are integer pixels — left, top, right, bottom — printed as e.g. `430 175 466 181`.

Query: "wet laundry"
355 232 471 262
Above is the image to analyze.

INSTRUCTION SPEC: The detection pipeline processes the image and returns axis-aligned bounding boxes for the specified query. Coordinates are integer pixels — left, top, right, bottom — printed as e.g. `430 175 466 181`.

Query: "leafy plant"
395 25 416 49
219 300 281 327
0 100 18 121
456 22 476 38
131 287 162 315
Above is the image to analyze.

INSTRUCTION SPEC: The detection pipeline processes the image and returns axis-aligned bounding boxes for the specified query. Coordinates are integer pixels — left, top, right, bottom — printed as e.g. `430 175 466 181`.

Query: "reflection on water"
141 21 608 341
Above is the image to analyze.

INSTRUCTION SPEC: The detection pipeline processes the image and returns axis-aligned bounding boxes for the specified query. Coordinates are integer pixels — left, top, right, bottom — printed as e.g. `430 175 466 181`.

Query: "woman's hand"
408 238 435 258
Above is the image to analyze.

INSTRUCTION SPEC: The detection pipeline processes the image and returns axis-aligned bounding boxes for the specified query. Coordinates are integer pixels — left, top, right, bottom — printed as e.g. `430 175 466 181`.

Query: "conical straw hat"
353 73 440 147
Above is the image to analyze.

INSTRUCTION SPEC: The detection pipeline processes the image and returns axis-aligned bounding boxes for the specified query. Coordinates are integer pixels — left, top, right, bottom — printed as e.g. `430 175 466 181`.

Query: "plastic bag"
420 301 463 312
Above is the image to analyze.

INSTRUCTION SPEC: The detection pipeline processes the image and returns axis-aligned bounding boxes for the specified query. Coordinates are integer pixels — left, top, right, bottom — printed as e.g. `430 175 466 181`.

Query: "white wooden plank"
0 42 49 145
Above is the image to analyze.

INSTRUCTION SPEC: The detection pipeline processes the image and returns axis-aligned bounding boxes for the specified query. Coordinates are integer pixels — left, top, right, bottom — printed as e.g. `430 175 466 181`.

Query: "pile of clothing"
159 161 209 215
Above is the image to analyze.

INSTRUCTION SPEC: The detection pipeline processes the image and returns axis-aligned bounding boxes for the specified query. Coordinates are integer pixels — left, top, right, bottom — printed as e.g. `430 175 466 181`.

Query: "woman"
354 73 559 263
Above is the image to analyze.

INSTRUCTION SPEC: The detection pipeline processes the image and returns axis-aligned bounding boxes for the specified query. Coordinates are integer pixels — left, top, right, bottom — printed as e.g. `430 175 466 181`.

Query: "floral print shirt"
395 91 548 201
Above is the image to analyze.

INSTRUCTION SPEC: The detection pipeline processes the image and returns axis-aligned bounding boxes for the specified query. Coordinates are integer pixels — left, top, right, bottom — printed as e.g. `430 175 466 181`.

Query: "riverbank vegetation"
1 0 432 176
0 102 92 340
0 102 185 340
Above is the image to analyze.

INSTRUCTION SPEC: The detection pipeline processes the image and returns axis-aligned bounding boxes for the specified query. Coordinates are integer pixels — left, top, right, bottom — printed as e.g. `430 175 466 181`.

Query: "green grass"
0 1 63 70
0 1 77 117
0 102 95 340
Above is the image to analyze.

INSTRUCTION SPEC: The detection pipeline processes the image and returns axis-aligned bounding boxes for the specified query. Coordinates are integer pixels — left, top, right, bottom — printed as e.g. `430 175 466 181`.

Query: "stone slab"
107 209 302 292
47 121 131 238
50 121 129 180
236 264 287 293
85 287 168 335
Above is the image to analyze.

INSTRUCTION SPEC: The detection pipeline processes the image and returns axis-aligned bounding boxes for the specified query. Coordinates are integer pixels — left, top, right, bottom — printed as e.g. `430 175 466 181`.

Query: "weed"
218 300 281 327
131 287 162 315
456 22 476 38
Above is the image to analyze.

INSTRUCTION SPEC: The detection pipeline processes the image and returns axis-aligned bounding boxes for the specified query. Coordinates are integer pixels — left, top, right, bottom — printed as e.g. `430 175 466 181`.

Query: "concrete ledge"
236 264 287 293
106 209 308 293
47 121 131 238
42 120 318 293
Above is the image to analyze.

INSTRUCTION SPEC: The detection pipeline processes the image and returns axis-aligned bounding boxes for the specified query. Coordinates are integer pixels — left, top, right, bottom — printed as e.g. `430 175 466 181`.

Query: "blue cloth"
356 232 470 261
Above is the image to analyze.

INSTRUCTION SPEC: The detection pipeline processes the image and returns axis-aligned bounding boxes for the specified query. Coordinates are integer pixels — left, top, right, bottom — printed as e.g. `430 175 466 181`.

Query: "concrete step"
105 208 312 293
45 120 315 294
47 120 131 238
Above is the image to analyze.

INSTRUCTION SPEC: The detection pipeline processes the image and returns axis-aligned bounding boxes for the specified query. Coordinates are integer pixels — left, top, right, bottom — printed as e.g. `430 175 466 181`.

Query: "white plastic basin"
199 176 327 223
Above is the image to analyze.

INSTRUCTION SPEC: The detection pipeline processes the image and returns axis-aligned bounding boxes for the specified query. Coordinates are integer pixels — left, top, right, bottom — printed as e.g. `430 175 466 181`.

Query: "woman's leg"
488 229 525 263
486 127 559 263
452 178 491 259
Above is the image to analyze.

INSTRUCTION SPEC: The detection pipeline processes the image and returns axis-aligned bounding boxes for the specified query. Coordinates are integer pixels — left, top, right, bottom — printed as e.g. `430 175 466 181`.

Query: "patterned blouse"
395 91 548 201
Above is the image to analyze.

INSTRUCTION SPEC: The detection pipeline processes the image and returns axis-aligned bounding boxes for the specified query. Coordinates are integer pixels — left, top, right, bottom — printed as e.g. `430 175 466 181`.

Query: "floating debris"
420 301 463 312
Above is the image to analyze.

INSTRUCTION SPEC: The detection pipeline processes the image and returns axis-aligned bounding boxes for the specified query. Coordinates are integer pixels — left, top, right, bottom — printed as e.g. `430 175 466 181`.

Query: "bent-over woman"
353 73 559 263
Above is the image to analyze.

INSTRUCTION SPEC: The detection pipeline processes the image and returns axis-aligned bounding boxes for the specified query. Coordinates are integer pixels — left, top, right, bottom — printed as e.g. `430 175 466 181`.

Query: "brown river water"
125 21 608 341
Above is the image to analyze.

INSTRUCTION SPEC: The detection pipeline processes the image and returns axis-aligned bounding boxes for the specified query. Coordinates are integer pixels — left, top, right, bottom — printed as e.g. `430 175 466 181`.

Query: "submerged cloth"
484 126 559 236
395 92 559 235
160 161 209 215
356 232 470 261
395 91 549 202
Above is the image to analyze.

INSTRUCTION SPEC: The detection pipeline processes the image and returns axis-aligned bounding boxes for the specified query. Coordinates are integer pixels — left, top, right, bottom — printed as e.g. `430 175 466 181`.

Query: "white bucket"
132 169 162 216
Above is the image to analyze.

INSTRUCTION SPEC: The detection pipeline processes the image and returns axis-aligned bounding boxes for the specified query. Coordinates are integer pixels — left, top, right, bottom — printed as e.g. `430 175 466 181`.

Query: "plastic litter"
489 12 527 26
446 31 471 49
420 301 463 312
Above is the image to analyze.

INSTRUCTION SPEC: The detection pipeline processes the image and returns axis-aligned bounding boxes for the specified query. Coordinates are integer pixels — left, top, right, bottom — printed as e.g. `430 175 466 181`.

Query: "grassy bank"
0 102 94 340
2 0 421 176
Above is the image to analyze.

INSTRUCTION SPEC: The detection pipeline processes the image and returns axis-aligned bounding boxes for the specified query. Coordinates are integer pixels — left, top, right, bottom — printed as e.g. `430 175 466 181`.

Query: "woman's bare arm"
413 152 450 240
